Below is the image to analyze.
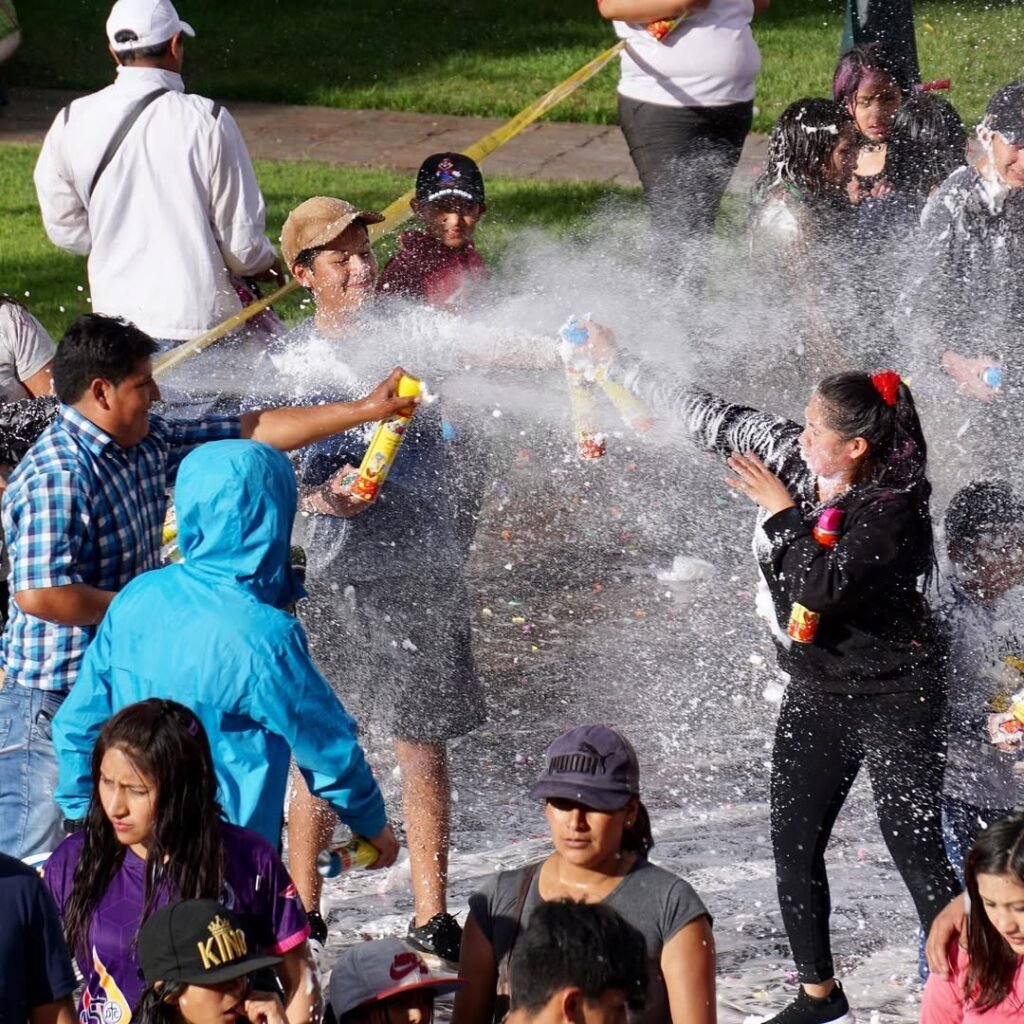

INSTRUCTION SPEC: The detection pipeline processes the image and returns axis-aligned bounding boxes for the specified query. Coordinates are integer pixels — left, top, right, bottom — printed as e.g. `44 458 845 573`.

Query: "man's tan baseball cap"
280 197 385 267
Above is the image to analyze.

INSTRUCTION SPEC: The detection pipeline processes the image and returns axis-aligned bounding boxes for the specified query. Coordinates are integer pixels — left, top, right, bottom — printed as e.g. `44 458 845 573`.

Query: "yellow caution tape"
154 18 688 379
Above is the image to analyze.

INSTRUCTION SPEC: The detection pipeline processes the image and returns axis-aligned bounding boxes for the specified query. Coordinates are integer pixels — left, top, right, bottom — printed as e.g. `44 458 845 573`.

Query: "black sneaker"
307 911 328 946
406 912 462 964
764 982 854 1024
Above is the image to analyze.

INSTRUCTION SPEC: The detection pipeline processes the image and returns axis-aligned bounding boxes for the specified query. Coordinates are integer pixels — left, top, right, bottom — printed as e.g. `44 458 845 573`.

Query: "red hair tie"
870 371 901 407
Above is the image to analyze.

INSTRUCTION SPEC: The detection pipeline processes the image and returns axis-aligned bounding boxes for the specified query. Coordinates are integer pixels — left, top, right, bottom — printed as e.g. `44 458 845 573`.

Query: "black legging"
770 682 961 983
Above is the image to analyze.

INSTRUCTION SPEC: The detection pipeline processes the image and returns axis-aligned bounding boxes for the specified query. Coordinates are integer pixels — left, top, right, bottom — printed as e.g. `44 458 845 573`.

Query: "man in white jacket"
33 0 280 346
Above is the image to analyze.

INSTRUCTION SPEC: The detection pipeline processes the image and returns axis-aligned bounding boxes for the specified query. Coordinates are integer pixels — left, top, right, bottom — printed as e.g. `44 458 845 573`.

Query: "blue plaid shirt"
1 405 241 691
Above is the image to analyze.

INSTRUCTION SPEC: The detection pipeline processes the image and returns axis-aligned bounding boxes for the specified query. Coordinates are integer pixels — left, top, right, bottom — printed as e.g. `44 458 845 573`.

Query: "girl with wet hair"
749 100 859 374
588 330 961 1024
832 43 911 202
752 99 858 207
922 813 1024 1021
858 93 968 241
44 699 318 1024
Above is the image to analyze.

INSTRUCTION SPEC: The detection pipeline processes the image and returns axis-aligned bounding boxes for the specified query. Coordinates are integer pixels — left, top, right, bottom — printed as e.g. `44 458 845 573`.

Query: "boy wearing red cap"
377 154 489 312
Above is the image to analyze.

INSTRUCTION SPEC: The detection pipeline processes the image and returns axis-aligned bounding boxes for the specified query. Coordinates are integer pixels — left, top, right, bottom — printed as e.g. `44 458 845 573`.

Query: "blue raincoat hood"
175 440 304 609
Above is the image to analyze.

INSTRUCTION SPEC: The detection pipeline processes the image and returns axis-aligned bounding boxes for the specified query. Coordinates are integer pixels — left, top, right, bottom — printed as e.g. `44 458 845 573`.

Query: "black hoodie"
609 351 944 694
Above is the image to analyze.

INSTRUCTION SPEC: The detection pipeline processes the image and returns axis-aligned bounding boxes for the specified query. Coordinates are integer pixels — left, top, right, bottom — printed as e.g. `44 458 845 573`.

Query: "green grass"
0 144 641 338
6 0 1023 132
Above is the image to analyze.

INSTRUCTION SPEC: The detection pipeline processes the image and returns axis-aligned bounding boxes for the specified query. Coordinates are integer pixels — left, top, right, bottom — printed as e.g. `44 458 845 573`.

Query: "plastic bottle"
350 374 422 502
558 316 606 460
316 836 380 878
983 366 1003 390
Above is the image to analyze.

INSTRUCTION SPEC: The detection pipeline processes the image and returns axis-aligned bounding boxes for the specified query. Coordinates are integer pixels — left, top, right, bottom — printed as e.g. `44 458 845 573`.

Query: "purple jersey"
44 822 309 1024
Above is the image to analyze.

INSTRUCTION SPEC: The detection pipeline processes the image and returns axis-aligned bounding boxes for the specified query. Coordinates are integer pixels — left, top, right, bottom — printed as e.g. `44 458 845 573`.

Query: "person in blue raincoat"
50 438 400 870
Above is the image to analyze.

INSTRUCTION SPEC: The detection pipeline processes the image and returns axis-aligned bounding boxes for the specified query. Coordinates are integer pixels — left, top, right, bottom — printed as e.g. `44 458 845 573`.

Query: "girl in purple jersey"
44 700 317 1024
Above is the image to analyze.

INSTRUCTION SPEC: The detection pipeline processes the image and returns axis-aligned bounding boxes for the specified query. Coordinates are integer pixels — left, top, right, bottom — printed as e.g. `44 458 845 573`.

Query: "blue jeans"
942 795 1014 886
0 684 66 860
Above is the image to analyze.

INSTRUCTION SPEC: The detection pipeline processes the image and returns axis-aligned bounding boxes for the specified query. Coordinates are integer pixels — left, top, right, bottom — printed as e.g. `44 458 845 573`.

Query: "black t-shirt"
0 853 77 1018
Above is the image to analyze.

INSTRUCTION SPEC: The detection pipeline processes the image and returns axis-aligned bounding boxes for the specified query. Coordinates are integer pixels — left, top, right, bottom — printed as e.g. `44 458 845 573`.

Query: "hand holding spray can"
350 374 422 502
316 836 380 878
787 507 843 645
558 315 606 460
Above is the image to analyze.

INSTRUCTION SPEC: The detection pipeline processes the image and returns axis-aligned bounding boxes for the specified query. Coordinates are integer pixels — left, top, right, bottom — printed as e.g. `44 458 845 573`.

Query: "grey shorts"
299 573 486 743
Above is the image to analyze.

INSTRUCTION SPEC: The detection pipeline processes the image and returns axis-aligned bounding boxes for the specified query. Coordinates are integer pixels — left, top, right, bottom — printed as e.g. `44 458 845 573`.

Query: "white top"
0 303 55 402
33 66 276 341
614 0 761 108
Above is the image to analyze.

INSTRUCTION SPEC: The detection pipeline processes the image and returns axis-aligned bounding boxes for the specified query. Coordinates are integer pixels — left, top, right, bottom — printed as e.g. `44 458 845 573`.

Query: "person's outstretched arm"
253 627 394 855
595 334 803 474
240 367 419 452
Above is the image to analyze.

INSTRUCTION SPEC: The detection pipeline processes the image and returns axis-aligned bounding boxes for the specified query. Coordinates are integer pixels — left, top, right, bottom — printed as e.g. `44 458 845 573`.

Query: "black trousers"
618 94 752 240
770 683 960 983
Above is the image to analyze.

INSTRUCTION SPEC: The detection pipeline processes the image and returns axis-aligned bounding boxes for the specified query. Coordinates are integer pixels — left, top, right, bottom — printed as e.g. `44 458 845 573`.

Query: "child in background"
941 481 1024 881
859 92 967 237
749 98 858 246
749 99 859 374
377 153 489 312
831 43 910 202
921 814 1024 1022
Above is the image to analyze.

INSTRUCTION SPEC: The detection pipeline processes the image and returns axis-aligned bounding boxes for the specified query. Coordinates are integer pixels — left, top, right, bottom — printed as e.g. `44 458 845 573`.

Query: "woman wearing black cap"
133 898 290 1024
452 724 715 1024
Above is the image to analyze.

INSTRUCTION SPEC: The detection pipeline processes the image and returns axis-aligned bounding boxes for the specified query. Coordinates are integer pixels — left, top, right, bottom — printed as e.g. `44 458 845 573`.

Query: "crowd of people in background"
3 1 1024 1023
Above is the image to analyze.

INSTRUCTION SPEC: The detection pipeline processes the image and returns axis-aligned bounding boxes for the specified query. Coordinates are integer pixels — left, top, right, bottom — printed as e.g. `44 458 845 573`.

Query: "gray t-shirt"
470 858 710 1024
0 303 55 402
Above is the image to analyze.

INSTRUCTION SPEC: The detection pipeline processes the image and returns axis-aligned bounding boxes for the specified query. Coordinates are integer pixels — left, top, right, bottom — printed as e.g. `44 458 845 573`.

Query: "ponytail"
816 370 928 489
621 800 655 859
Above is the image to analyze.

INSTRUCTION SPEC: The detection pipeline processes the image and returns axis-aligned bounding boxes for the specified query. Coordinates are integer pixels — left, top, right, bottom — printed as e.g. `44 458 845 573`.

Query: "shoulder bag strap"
88 87 170 201
496 860 542 1001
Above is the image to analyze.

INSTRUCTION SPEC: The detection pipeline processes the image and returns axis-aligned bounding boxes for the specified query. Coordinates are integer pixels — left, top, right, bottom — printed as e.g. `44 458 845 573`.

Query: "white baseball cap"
106 0 195 50
328 939 463 1021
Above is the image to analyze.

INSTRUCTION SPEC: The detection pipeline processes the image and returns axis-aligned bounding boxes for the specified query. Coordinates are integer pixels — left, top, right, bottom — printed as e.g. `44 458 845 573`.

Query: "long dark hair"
753 99 854 202
964 814 1024 1009
816 372 933 578
132 981 186 1024
885 93 967 199
621 800 655 859
958 815 1024 1007
816 371 928 489
62 700 226 961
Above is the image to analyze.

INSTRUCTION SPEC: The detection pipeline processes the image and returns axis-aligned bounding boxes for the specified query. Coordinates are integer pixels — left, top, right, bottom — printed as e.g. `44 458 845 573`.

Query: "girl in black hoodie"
598 340 960 1024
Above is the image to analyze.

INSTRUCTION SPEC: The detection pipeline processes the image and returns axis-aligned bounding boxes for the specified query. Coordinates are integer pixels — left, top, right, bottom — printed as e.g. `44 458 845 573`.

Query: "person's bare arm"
15 584 115 626
926 894 967 977
597 0 708 22
30 996 77 1024
21 361 54 398
451 913 499 1024
276 943 322 1024
241 368 418 452
663 916 717 1024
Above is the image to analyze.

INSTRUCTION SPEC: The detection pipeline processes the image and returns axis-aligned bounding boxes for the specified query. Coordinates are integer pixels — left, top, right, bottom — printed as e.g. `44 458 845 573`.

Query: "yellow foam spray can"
350 374 422 502
559 316 606 460
594 366 657 434
316 836 379 878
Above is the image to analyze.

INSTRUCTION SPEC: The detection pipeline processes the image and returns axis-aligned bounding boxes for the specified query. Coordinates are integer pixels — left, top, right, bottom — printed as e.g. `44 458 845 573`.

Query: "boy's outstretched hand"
361 367 421 421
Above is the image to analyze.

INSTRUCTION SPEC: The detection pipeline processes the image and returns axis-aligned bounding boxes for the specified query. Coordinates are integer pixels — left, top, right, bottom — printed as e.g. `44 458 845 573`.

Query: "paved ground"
0 86 769 191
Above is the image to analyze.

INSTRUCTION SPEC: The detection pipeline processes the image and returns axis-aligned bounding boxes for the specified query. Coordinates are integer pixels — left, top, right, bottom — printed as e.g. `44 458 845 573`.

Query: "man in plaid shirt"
0 313 416 859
